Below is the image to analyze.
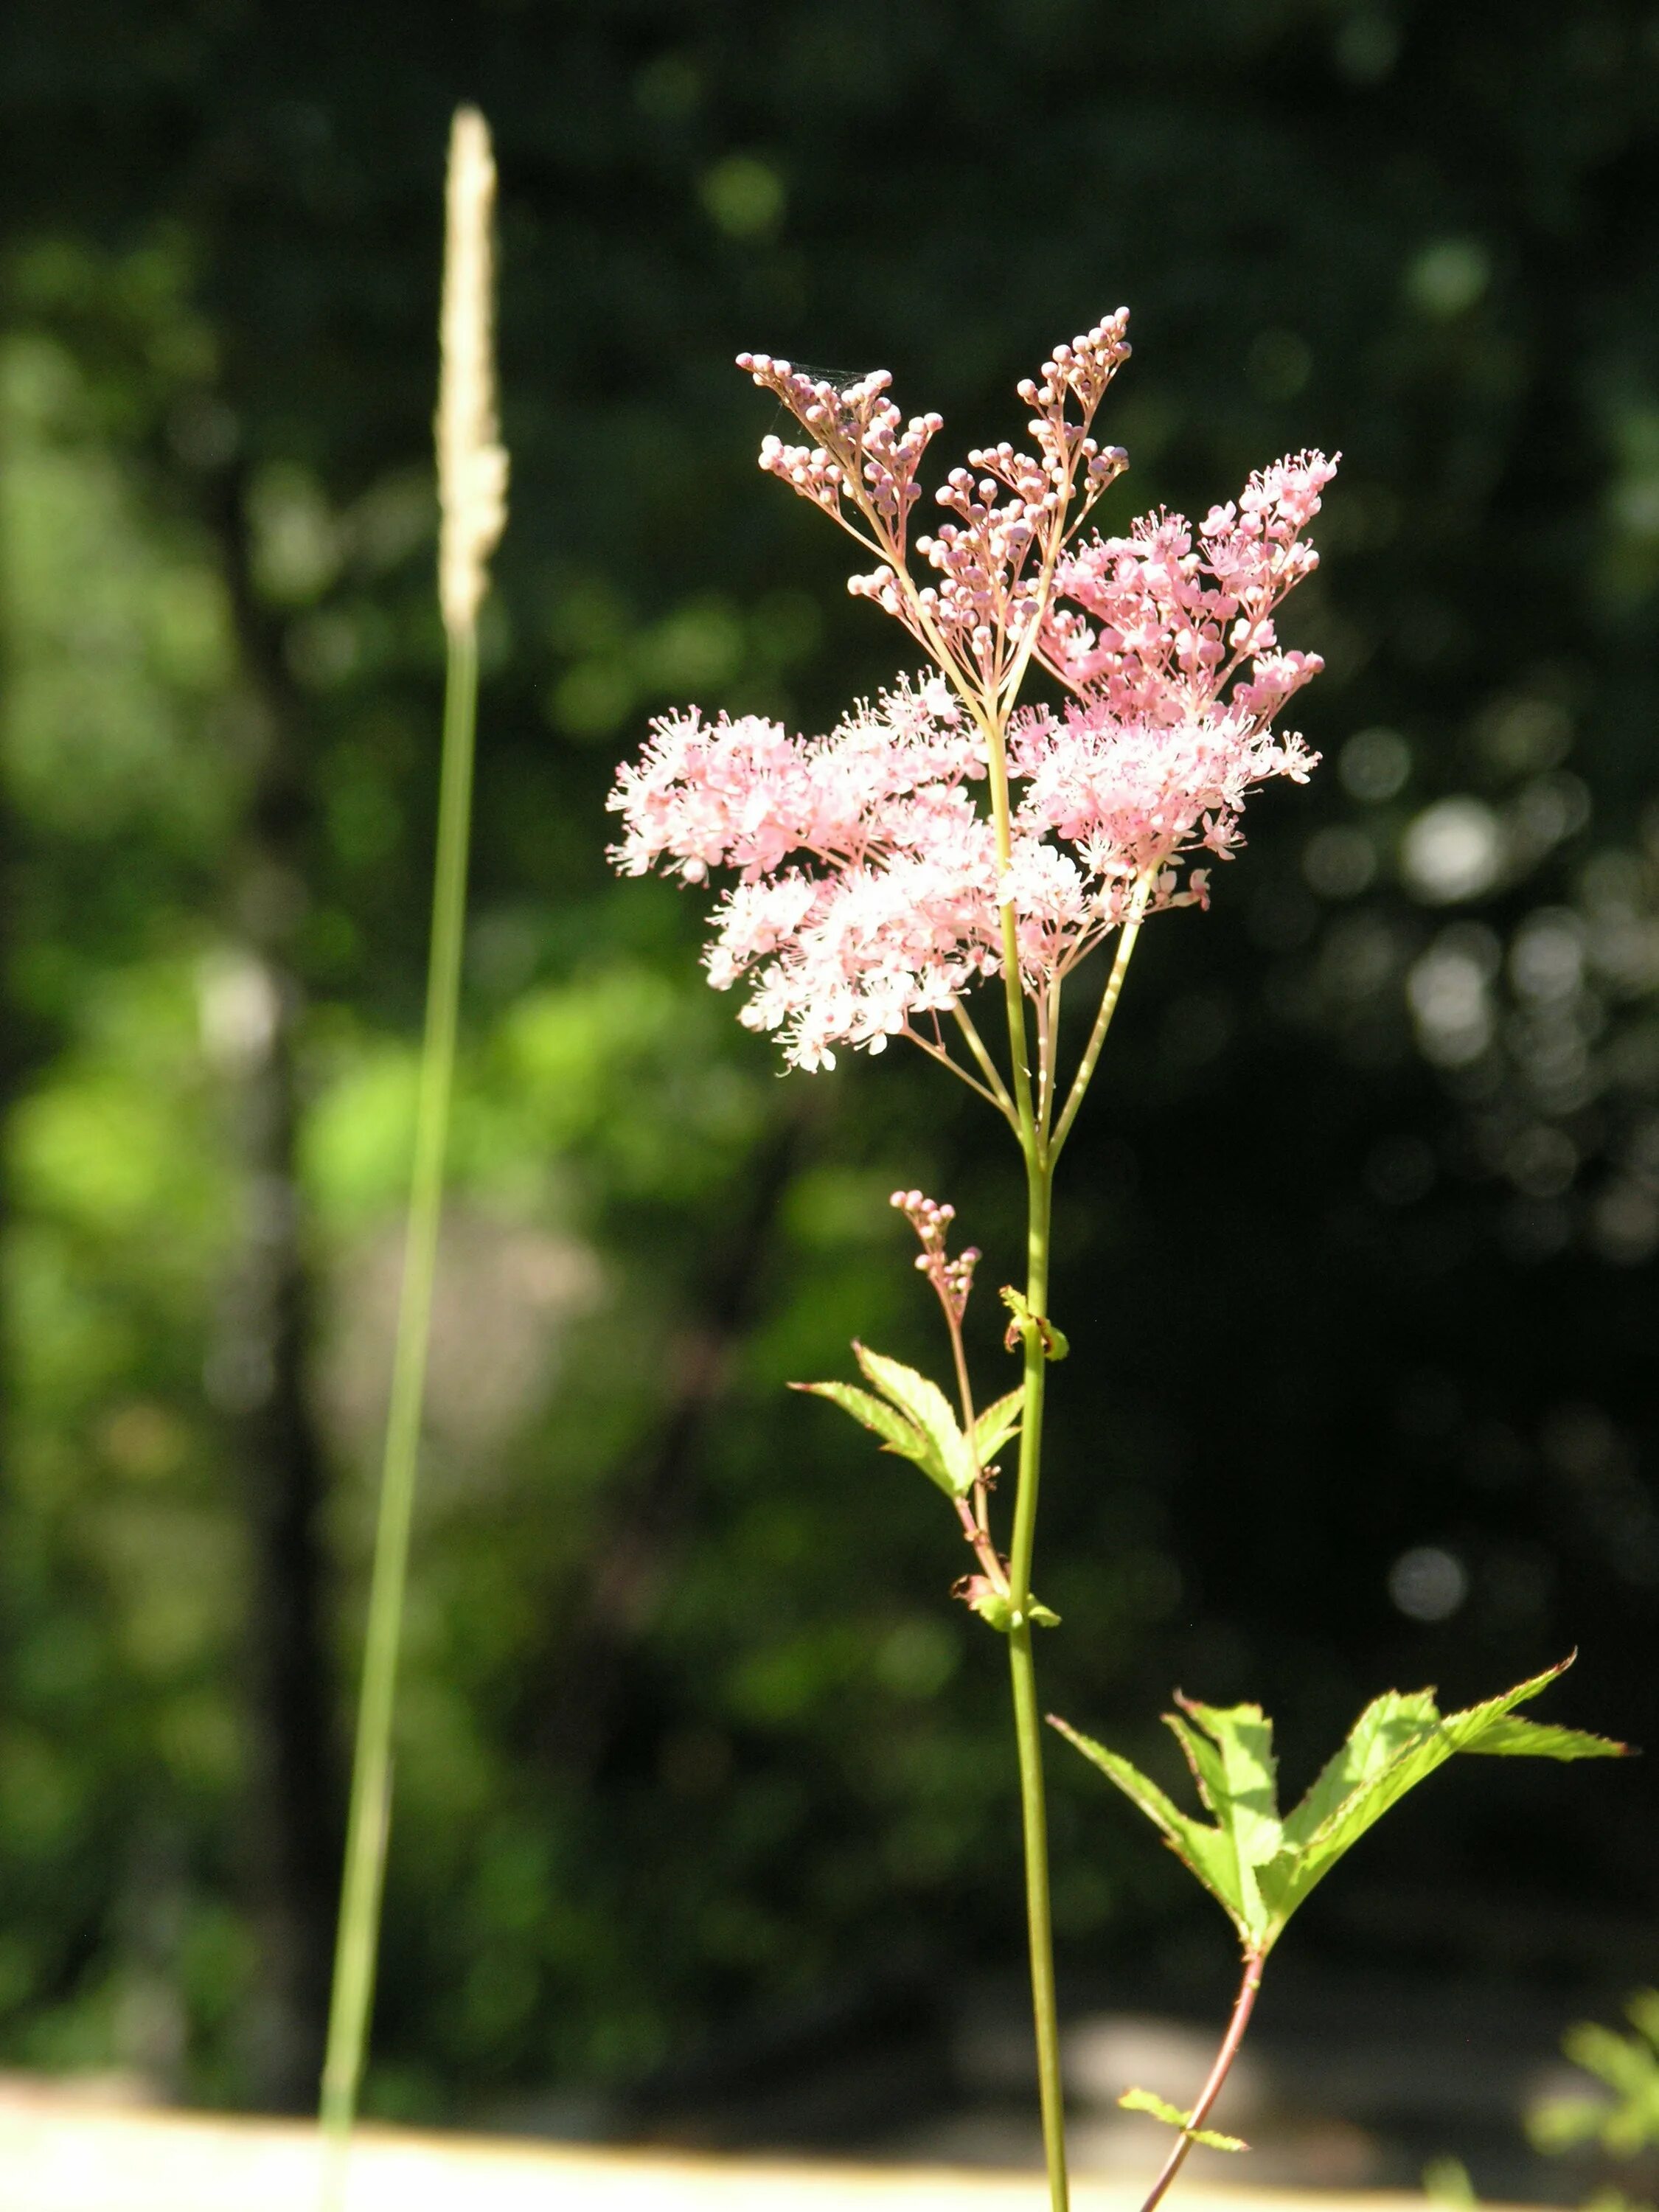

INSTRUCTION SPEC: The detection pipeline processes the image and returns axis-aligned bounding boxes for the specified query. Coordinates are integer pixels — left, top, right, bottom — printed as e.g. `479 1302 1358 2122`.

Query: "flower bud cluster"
740 353 943 540
891 1189 980 1322
742 321 1133 700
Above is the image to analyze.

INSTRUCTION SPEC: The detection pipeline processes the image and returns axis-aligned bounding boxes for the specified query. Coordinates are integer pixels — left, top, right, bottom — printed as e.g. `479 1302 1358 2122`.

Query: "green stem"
318 624 480 2205
1006 1147 1067 2212
972 662 1068 2212
1051 914 1142 1165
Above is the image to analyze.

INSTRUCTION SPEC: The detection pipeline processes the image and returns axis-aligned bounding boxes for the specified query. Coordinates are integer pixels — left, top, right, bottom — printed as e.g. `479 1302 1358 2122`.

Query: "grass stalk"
319 625 480 2206
319 109 504 2206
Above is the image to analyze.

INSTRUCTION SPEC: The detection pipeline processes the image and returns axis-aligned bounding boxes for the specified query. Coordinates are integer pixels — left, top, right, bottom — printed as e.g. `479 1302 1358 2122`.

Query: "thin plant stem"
318 625 480 2207
1051 912 1143 1164
1138 1948 1265 2212
1005 1147 1066 2212
950 1002 1018 1125
902 1022 1015 1121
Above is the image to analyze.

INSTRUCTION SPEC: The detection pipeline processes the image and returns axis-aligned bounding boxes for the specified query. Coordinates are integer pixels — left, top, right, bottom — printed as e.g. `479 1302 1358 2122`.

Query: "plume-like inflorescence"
437 107 509 637
607 315 1335 1070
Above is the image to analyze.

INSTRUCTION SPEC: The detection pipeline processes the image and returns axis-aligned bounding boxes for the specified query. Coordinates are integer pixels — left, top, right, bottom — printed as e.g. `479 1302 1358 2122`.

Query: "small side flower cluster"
608 315 1335 1071
891 1189 980 1323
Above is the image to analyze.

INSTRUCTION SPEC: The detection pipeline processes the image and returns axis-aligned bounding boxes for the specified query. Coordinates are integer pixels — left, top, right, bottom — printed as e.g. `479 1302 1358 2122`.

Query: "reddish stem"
955 1496 1006 1589
1138 1947 1265 2212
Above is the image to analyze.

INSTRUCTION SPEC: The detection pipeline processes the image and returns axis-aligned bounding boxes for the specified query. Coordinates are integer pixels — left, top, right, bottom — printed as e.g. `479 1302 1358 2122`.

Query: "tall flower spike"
437 106 509 637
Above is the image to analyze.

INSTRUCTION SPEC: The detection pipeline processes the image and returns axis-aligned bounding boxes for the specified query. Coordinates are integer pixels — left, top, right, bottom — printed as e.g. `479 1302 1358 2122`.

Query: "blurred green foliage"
1531 1992 1659 2160
0 0 1655 2128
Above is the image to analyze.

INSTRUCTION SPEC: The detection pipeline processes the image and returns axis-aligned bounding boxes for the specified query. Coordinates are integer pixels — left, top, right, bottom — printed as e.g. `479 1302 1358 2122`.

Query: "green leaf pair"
1118 2084 1246 2152
793 1343 1020 1500
1051 1657 1627 1955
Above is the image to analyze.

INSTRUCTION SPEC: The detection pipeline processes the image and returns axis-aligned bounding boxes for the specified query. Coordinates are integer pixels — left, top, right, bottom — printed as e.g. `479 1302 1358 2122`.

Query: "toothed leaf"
1048 1717 1256 1941
1261 1658 1625 1937
1461 1716 1629 1761
972 1388 1023 1469
1164 1699 1281 1935
793 1381 926 1461
1280 1689 1439 1851
1062 1658 1626 1957
852 1344 976 1497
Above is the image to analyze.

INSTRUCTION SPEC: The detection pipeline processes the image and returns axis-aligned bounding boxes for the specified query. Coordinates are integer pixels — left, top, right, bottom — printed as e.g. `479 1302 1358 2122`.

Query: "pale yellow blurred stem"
319 626 479 2211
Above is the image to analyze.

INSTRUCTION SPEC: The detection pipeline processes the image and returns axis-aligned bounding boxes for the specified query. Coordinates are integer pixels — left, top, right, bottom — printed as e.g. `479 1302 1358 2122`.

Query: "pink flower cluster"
609 675 998 1068
607 317 1335 1071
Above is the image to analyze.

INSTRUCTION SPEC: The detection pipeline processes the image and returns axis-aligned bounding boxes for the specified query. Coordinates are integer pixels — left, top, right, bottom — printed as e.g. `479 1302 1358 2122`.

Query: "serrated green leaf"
1172 1698 1283 1865
1279 1688 1439 1851
1048 1716 1256 1941
1065 1658 1625 1960
1119 2087 1189 2129
792 1380 925 1461
852 1343 976 1497
1461 1716 1628 1761
1191 2127 1248 2153
1164 1699 1281 1936
972 1388 1023 1469
1262 1658 1618 1940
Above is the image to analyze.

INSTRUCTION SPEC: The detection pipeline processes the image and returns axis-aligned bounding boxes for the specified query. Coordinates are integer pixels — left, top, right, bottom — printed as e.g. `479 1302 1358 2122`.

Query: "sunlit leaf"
793 1380 923 1459
1461 1716 1629 1761
1058 1658 1627 1956
853 1343 976 1496
972 1388 1023 1469
792 1348 978 1500
1047 1716 1256 1940
1164 1697 1281 1935
1279 1688 1439 1851
1262 1658 1625 1936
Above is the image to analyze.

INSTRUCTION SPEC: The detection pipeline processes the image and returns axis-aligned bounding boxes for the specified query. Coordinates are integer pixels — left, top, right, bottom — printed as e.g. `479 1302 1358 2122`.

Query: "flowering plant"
608 315 1623 2212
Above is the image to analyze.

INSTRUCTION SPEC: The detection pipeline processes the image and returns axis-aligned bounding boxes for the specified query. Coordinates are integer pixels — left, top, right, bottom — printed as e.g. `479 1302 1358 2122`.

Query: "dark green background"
0 0 1654 2153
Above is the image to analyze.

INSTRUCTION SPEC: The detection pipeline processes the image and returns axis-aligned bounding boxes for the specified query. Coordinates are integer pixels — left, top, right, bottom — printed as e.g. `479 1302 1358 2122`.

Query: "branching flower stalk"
319 104 507 2208
610 316 1335 2212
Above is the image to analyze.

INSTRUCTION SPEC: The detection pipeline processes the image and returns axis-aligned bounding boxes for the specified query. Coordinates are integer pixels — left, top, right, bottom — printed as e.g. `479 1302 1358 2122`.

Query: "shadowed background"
0 0 1655 2197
